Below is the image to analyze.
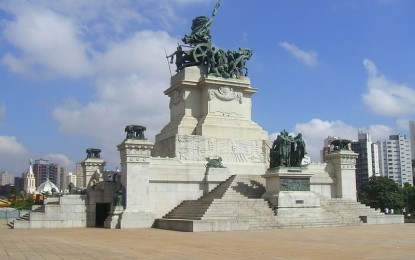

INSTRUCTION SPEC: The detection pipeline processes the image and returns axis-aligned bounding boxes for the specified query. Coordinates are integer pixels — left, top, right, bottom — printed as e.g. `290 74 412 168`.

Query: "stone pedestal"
81 158 105 188
154 66 267 143
117 139 155 228
104 205 123 229
152 66 268 175
326 150 358 201
262 167 320 208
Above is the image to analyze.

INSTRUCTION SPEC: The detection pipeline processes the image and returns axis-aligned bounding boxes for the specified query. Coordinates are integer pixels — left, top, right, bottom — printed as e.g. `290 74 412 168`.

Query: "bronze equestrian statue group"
166 0 252 79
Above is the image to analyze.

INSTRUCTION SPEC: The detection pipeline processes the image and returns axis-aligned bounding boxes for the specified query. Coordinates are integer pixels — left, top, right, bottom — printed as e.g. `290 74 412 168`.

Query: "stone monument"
155 1 268 175
326 139 358 200
81 148 105 188
11 1 405 230
262 131 320 209
118 127 155 228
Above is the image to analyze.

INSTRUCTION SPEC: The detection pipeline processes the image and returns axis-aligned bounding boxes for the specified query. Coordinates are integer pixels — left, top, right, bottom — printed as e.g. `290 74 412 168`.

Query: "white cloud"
1 2 94 78
366 124 394 142
0 136 28 155
0 1 183 170
52 30 176 169
44 153 74 170
362 59 415 117
293 119 356 162
279 41 317 67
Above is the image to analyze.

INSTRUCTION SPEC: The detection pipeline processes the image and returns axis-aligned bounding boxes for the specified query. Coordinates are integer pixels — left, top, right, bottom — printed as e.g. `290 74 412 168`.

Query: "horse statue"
86 148 101 159
228 48 253 78
125 125 146 140
330 139 352 151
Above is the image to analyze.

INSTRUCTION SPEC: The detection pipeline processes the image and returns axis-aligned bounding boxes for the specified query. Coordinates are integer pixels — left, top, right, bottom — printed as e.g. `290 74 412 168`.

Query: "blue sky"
1 0 415 176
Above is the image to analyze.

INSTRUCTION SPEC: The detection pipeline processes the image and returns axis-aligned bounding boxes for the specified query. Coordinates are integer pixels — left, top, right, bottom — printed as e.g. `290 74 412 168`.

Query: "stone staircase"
156 174 401 232
11 205 45 229
318 196 391 224
12 195 87 229
319 196 383 216
275 206 362 228
156 175 279 231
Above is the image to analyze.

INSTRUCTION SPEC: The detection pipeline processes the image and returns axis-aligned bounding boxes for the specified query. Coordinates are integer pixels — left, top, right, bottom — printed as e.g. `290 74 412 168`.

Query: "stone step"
12 219 30 229
167 208 275 217
159 175 371 232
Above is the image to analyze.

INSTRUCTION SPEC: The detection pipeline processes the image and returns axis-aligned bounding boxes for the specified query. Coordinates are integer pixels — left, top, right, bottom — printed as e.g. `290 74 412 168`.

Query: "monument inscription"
280 178 310 191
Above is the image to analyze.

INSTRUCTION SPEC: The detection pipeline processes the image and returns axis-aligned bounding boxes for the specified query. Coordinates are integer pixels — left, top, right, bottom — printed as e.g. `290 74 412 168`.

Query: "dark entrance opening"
95 203 111 227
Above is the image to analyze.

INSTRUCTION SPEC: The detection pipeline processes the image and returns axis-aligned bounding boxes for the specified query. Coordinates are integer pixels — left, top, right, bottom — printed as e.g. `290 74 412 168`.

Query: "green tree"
358 176 404 212
8 187 23 204
7 187 35 210
401 183 415 215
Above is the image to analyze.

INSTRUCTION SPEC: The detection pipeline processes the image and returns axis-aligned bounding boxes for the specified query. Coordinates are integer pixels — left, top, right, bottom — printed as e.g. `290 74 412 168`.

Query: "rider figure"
167 45 186 72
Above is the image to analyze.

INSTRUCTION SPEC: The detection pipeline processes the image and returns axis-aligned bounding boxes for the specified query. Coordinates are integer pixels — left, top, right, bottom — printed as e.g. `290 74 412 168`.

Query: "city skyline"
1 0 415 175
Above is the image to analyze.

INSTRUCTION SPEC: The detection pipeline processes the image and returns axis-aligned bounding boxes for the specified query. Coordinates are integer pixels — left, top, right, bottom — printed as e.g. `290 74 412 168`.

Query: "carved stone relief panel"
208 86 242 103
175 135 266 163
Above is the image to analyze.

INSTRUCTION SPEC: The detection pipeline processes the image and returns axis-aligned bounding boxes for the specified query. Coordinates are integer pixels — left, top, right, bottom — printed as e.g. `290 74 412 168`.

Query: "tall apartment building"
351 132 380 189
14 175 25 190
63 172 77 191
371 143 380 177
378 134 413 187
409 121 415 178
59 167 66 191
0 171 14 186
33 159 59 188
75 163 84 188
409 121 415 160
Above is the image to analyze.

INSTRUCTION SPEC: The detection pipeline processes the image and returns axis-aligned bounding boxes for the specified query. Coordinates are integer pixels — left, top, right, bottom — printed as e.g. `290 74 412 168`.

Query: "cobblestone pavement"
1 220 414 259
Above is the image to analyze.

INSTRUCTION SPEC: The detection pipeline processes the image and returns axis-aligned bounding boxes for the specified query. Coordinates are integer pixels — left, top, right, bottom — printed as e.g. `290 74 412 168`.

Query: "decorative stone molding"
125 144 153 156
81 158 105 188
118 140 154 163
326 151 358 165
169 90 185 107
208 86 242 103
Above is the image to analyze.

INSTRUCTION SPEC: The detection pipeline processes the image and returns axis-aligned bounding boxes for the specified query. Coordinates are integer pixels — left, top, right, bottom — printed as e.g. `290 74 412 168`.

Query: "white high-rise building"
75 163 84 188
371 143 380 177
351 132 380 189
64 172 77 192
378 134 413 187
409 121 415 160
0 171 14 186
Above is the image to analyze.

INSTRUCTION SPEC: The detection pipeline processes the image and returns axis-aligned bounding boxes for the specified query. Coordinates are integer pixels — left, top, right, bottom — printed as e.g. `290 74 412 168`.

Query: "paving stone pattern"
1 220 414 259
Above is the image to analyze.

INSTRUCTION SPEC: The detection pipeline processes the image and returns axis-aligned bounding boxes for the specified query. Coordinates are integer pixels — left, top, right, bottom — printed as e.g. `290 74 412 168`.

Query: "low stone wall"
404 216 415 223
0 208 19 219
360 215 404 224
29 195 87 228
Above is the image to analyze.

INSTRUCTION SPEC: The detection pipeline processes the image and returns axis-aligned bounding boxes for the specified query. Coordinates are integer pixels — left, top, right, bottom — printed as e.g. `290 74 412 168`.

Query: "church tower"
24 160 36 194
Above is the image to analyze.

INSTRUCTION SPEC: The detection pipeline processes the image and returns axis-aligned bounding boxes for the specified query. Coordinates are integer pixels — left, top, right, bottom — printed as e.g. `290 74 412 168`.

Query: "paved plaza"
0 220 414 259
